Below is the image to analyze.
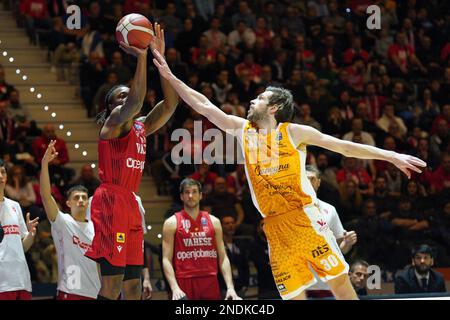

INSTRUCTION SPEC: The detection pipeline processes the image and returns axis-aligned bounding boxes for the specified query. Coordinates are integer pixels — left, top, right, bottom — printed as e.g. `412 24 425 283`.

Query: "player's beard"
247 108 266 123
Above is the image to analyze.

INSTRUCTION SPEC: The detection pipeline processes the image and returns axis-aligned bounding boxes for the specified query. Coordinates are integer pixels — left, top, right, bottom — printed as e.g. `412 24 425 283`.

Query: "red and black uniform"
85 121 146 267
173 210 221 300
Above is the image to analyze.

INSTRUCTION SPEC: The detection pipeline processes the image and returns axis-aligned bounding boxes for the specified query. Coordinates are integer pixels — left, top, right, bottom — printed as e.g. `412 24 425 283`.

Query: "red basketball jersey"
97 121 146 192
173 210 218 278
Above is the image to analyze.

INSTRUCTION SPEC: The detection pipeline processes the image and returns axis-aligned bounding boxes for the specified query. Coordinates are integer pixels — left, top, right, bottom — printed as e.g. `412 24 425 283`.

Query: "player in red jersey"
162 178 241 300
85 23 178 300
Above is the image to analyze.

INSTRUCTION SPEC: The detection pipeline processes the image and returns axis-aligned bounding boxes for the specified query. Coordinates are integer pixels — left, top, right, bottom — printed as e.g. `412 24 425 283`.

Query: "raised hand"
390 153 427 179
149 22 165 57
42 140 59 165
119 41 148 58
152 49 173 79
26 212 39 236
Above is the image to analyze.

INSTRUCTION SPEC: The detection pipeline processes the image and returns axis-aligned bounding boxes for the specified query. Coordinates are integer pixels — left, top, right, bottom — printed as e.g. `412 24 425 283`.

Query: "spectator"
174 19 199 63
165 48 189 83
190 162 218 196
0 65 15 101
92 72 119 115
19 0 52 45
203 17 227 50
376 103 408 137
203 177 244 226
219 214 250 297
79 52 107 117
231 1 256 29
158 3 182 35
349 260 369 296
227 20 256 50
31 124 72 188
343 118 376 147
361 82 386 124
293 104 321 131
429 119 449 162
0 100 16 150
336 157 374 198
4 164 37 212
394 244 447 294
372 175 396 219
281 5 305 38
5 128 39 178
212 70 233 105
194 0 215 22
343 37 370 66
70 164 101 197
430 152 450 195
107 51 132 84
262 1 280 33
338 178 362 223
235 53 262 84
123 0 150 15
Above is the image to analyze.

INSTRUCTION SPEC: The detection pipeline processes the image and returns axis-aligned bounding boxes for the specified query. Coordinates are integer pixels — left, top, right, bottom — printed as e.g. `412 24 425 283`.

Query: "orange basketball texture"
115 14 154 49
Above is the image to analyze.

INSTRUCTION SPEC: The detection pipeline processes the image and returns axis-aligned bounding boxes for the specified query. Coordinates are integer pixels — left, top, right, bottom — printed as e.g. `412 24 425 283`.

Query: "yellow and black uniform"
241 122 348 300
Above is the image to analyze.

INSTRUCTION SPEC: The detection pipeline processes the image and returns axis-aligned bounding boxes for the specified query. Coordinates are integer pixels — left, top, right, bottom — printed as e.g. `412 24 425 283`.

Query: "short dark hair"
266 86 294 123
96 85 127 125
66 185 89 199
350 260 369 272
411 244 434 259
179 178 202 194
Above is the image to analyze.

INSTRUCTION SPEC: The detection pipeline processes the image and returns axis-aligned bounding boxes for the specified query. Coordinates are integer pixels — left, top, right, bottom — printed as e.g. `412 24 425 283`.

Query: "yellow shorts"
263 205 349 300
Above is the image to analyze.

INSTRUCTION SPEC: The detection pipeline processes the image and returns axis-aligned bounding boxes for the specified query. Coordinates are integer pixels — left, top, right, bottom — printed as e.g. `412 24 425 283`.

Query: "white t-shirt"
308 199 346 291
50 211 100 298
86 193 147 234
0 197 32 293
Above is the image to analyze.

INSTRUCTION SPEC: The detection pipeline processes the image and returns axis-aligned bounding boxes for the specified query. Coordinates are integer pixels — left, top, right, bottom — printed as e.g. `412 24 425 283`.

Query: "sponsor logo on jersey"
126 158 145 171
201 217 207 226
182 237 213 247
277 284 287 292
116 233 125 243
176 248 218 261
317 219 326 227
134 123 143 131
311 243 330 258
72 236 92 251
255 163 290 176
2 224 20 235
117 245 123 253
276 132 283 141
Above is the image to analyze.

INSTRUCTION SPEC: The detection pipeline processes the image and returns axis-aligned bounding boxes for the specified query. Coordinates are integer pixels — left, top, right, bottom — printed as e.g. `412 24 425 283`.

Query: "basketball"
115 14 154 49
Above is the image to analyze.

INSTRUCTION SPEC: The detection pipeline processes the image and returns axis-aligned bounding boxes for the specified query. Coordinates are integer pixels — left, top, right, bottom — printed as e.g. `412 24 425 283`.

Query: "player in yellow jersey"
151 50 427 300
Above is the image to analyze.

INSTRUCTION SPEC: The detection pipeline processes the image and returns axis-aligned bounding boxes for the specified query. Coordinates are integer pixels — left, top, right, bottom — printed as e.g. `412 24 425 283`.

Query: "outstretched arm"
40 140 60 222
140 23 179 135
107 42 148 127
152 49 246 133
291 124 427 178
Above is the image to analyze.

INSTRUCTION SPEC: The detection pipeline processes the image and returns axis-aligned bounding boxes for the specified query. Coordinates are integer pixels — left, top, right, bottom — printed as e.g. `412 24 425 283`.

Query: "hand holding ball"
115 14 154 49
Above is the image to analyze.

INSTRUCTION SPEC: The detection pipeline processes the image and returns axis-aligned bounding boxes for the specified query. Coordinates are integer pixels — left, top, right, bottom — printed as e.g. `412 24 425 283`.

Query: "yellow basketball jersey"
242 121 316 218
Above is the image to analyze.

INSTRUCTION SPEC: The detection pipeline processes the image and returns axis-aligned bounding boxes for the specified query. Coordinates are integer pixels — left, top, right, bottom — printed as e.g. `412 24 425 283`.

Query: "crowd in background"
1 0 449 297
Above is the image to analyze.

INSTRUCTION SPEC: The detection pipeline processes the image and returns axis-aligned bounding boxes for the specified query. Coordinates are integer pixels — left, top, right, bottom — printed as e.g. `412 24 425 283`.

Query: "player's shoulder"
208 214 222 227
163 215 177 228
3 197 21 210
317 199 337 213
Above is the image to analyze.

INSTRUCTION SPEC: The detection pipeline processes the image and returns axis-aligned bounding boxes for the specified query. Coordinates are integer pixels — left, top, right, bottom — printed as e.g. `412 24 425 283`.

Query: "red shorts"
85 183 143 267
56 291 95 300
177 276 221 300
0 290 32 300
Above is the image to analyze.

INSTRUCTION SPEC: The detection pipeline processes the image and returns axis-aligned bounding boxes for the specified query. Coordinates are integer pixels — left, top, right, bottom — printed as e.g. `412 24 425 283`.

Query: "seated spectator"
394 244 447 294
92 72 119 115
70 164 100 197
404 180 430 213
338 178 362 223
235 53 262 84
203 177 244 226
253 17 273 49
343 118 376 147
0 65 16 101
231 1 256 29
416 88 440 131
343 37 370 66
6 89 25 123
349 260 369 296
384 162 404 198
191 35 217 65
0 100 16 153
228 20 256 51
372 175 397 219
19 0 52 45
107 51 132 84
388 31 427 78
293 104 321 131
166 48 189 83
5 128 39 177
226 164 246 201
430 152 450 195
336 157 374 198
190 162 218 196
219 214 250 298
31 124 72 188
52 42 81 82
429 119 449 162
174 18 199 63
212 70 233 105
203 17 227 51
361 82 386 124
158 3 182 35
377 103 408 137
4 164 36 213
